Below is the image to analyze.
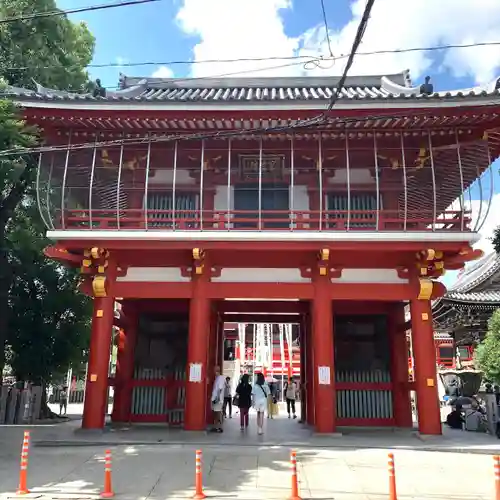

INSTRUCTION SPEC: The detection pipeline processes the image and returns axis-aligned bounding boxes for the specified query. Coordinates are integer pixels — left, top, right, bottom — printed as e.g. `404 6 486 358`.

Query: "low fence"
0 386 42 424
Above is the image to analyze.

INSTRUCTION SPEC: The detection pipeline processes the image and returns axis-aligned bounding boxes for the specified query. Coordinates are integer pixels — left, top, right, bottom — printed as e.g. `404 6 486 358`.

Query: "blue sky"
56 0 500 288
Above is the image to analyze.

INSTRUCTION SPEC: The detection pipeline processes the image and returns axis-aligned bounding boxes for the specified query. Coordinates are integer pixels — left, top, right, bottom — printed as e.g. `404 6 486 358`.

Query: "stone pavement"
0 405 499 499
0 439 498 499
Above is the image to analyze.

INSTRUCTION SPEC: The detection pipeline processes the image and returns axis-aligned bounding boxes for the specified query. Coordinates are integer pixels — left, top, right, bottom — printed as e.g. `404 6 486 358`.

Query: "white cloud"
468 193 500 255
176 0 500 84
115 56 128 68
152 66 174 79
176 0 300 78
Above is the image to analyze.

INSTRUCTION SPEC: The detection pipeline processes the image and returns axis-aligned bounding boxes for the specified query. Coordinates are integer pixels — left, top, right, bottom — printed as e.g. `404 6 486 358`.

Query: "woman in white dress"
252 372 270 435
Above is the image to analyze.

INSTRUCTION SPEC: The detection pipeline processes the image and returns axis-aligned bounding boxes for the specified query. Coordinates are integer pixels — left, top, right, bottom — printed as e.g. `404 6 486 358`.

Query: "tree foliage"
492 226 500 255
0 0 95 383
476 309 500 383
6 201 92 383
0 0 95 90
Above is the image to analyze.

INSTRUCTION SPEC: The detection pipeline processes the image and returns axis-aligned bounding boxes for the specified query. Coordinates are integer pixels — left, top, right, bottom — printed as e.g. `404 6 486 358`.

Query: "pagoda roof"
444 290 500 304
447 251 500 294
4 70 500 111
432 251 500 337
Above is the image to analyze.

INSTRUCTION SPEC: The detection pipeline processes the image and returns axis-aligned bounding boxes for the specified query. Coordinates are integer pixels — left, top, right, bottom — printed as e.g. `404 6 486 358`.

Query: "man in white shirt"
210 366 225 433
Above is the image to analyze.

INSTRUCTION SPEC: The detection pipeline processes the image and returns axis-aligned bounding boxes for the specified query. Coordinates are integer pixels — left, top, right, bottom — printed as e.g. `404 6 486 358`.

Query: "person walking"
210 366 225 433
223 376 233 418
252 372 270 435
284 376 298 419
59 386 68 416
235 374 252 430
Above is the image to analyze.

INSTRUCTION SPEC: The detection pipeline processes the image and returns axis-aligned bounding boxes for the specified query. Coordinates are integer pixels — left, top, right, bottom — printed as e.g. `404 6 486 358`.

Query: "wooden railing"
60 208 472 232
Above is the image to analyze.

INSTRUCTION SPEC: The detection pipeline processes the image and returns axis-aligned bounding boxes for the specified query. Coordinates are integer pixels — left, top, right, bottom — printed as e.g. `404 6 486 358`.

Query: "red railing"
61 208 471 232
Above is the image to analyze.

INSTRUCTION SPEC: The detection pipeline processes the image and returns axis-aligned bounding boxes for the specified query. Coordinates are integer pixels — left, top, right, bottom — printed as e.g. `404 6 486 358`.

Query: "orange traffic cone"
388 452 397 500
288 450 302 500
193 449 206 499
16 431 30 495
494 455 500 500
100 449 115 498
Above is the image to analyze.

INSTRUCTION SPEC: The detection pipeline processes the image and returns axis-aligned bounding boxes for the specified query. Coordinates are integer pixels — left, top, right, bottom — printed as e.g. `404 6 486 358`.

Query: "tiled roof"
449 252 500 294
445 291 500 304
4 70 500 104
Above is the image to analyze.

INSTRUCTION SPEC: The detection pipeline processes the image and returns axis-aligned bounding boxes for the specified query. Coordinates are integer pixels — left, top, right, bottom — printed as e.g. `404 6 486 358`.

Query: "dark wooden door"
233 183 289 229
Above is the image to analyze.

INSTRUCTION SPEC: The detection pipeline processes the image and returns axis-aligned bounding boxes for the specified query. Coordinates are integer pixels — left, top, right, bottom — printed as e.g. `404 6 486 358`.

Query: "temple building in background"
431 252 500 368
5 69 500 434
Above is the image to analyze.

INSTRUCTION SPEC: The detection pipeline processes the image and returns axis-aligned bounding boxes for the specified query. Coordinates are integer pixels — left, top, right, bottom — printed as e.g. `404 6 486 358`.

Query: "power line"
3 40 500 72
0 0 379 158
0 0 163 24
320 0 334 58
0 108 464 158
323 0 375 114
0 56 335 93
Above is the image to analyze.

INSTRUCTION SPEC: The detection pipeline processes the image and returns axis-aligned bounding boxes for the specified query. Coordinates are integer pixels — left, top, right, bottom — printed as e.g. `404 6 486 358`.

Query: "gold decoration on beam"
92 276 107 297
417 278 433 300
317 248 330 276
193 248 204 260
192 248 205 275
91 247 101 259
415 147 430 170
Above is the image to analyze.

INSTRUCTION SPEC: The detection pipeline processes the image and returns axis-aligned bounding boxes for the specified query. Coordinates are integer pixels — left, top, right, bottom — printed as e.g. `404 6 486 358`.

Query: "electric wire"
0 0 378 157
320 0 334 58
5 40 500 73
0 0 163 24
321 0 376 116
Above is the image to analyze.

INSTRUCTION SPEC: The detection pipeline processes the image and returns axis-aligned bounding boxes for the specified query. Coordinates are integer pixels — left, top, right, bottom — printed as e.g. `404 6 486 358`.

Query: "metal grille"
147 192 198 228
336 370 393 419
326 193 378 228
131 367 167 417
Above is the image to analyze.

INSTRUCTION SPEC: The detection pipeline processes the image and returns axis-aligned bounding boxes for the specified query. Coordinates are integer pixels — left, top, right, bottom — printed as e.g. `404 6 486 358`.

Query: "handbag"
232 394 239 406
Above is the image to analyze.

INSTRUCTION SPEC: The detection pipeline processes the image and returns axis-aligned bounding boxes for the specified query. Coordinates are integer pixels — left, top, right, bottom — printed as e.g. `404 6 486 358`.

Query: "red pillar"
305 313 315 426
410 299 442 435
111 303 138 423
312 273 336 433
82 296 115 429
388 302 412 428
185 273 211 431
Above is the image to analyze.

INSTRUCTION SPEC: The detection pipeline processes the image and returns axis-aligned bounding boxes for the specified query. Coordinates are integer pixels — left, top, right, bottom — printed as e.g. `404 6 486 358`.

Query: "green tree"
476 309 500 383
492 226 500 254
0 0 95 381
0 0 95 90
6 202 92 387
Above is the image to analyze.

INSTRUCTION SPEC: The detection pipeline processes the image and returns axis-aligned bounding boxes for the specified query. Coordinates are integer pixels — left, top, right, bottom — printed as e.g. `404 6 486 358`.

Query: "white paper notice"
189 363 202 383
318 366 331 385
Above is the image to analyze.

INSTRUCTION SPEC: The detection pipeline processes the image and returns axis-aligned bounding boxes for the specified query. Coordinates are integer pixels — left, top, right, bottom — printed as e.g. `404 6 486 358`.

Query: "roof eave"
9 94 500 112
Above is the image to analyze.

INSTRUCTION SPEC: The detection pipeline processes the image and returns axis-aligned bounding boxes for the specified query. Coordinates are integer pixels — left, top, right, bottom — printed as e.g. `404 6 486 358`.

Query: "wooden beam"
218 300 308 314
221 314 302 323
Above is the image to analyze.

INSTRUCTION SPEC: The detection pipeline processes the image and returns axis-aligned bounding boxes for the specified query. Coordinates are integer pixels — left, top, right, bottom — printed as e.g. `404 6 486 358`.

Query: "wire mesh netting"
36 129 497 234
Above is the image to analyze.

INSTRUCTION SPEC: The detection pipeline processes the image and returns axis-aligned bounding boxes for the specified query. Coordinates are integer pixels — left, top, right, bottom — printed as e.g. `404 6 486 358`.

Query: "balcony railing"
61 208 471 231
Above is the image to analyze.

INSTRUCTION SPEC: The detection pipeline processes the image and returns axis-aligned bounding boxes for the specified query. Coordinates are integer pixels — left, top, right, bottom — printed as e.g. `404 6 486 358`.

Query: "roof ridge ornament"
380 75 423 96
419 76 433 95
